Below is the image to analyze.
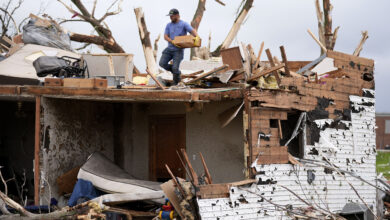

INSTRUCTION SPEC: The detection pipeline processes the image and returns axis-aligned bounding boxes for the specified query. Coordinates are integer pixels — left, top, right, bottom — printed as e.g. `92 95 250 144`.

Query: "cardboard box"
44 78 63 87
173 35 201 48
63 78 108 89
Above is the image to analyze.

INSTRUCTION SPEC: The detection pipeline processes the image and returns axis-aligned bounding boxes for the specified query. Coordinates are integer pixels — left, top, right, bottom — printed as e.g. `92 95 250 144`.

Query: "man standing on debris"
159 8 200 85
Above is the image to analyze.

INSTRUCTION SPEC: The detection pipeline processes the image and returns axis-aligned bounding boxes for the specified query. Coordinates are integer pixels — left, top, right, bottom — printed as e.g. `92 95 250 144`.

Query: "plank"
146 68 166 90
186 65 229 84
220 47 243 70
253 41 264 72
247 64 285 81
44 78 63 87
279 46 291 76
180 149 199 185
265 49 281 84
199 152 212 184
198 184 230 199
34 96 41 205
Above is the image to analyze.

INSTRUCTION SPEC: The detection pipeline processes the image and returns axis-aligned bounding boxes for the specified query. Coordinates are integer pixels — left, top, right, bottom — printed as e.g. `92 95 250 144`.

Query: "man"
159 8 199 85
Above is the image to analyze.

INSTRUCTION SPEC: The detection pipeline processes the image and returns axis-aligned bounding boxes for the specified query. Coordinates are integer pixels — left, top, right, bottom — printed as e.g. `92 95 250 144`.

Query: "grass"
377 151 390 179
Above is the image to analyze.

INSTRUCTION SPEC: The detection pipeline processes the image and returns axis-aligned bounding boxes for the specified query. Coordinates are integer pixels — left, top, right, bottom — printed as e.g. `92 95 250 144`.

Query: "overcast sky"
10 0 390 112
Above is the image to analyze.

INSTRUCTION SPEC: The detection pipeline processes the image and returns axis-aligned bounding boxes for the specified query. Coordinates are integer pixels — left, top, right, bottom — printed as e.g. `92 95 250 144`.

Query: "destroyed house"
0 46 377 219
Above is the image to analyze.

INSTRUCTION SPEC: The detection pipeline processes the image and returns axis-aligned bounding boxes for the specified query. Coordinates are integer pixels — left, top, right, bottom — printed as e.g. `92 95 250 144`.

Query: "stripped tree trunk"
190 0 207 60
153 34 161 61
134 7 159 74
353 31 369 56
315 0 339 53
211 0 254 56
323 0 333 49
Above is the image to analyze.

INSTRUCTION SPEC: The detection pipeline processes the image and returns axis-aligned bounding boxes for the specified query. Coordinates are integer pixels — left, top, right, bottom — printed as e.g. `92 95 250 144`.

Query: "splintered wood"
246 50 375 165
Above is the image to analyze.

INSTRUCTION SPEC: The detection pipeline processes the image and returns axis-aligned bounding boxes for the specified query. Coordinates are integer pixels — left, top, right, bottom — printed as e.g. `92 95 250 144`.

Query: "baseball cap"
167 8 179 16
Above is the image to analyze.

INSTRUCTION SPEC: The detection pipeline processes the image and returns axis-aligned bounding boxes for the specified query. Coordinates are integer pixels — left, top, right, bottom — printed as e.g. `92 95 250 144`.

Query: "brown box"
173 35 201 48
63 78 107 89
44 78 63 87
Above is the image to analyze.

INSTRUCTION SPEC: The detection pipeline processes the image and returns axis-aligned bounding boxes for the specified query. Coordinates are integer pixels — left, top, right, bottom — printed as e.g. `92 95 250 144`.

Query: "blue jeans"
159 47 184 85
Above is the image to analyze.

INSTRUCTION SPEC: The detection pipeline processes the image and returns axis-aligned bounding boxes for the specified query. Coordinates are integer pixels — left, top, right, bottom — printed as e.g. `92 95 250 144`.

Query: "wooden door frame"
148 114 186 181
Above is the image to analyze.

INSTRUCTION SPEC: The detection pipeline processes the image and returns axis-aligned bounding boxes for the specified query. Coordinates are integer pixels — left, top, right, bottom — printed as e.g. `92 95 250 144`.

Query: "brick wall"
198 93 377 219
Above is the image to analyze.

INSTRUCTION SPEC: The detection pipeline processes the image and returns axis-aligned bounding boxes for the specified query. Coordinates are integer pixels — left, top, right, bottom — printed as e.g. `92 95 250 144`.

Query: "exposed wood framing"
34 96 41 205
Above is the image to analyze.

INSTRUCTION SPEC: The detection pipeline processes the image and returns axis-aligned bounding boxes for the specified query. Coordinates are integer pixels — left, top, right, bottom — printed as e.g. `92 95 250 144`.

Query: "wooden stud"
279 46 291 76
247 64 285 82
186 65 228 84
253 41 264 72
278 119 283 140
180 149 199 185
176 150 194 183
307 29 327 52
165 164 186 197
108 55 115 76
146 68 166 90
34 96 41 205
265 49 281 85
199 152 212 184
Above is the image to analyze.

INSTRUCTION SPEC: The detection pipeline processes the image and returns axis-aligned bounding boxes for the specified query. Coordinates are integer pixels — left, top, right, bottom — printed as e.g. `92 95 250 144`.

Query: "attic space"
0 100 35 205
40 98 245 199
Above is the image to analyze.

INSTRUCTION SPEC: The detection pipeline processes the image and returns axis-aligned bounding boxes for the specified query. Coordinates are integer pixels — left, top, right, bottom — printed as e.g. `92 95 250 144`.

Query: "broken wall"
39 98 116 203
128 101 245 183
197 51 377 219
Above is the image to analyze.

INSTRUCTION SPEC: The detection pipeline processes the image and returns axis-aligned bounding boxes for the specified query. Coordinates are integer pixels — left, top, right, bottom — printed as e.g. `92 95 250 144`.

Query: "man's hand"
194 36 201 47
171 39 182 48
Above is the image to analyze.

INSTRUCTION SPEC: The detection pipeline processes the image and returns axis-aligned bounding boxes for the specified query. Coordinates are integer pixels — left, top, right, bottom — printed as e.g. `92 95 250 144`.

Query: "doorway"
149 115 186 182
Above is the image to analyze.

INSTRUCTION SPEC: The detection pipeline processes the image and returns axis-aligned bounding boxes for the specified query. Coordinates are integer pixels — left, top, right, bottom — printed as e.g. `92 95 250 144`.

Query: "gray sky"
11 0 390 112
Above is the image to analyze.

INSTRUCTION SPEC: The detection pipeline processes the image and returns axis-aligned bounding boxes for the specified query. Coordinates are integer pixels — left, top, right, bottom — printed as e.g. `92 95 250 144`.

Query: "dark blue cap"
167 8 179 16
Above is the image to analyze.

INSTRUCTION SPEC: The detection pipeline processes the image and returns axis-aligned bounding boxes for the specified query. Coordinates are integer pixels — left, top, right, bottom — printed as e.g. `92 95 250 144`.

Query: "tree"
57 0 125 53
0 0 23 38
211 0 254 57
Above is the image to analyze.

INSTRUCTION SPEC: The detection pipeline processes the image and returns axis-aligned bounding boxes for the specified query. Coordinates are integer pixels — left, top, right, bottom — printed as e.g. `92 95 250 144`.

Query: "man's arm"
190 29 199 37
164 34 173 43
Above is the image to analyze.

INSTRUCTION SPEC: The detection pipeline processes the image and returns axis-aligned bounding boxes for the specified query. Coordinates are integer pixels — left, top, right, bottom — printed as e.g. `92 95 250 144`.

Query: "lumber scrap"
180 149 199 185
279 46 291 76
307 29 327 53
265 49 281 84
253 41 265 72
199 152 212 184
353 31 369 56
247 64 285 82
146 69 165 90
186 65 228 84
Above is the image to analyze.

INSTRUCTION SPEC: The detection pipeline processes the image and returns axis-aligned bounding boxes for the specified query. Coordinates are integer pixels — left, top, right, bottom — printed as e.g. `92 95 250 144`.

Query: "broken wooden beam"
353 31 368 56
199 152 212 184
279 46 291 76
180 149 199 185
265 49 281 84
186 65 229 84
253 41 264 72
247 64 285 82
146 68 165 90
165 164 186 197
307 29 327 53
